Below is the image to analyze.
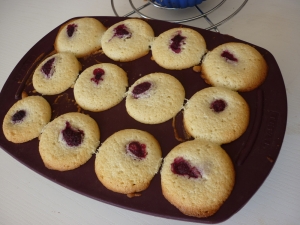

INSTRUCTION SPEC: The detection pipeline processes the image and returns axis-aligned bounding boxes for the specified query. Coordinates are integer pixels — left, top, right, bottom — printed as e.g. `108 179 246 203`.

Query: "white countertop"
1 0 299 224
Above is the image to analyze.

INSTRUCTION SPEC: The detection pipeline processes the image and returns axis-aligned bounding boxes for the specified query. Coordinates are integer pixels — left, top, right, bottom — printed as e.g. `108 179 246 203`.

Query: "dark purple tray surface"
0 16 287 223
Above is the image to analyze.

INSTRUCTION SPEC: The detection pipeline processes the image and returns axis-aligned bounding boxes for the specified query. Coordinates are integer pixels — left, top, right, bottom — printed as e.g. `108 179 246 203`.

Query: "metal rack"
111 0 248 32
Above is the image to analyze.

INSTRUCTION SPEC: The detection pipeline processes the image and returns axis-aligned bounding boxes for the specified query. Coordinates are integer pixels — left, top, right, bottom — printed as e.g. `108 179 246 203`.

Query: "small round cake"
160 139 235 218
125 72 185 124
151 27 206 70
183 87 249 144
95 129 162 194
101 18 154 62
32 52 81 95
54 17 106 58
201 42 268 91
2 96 51 143
74 63 128 112
39 112 100 171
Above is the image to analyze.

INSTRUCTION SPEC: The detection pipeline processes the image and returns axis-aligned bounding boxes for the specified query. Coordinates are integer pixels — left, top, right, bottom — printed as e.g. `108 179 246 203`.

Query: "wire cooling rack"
111 0 248 32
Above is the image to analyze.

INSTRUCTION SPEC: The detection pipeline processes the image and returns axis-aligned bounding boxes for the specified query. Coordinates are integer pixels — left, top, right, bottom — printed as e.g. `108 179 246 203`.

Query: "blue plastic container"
153 0 205 8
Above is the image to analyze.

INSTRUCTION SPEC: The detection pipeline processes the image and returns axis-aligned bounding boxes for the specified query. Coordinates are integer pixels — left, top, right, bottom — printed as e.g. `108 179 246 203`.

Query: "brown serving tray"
0 16 287 223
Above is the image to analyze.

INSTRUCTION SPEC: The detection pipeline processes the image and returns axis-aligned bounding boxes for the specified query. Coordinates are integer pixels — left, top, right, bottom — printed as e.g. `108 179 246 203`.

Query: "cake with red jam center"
2 96 51 143
160 139 235 218
101 18 155 62
151 27 206 70
201 42 268 91
74 63 128 112
39 112 100 171
32 52 81 95
183 86 250 144
95 129 162 194
54 17 106 58
125 72 185 124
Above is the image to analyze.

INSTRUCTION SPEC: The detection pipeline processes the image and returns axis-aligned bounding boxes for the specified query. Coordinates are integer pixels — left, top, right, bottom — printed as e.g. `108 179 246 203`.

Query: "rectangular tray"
0 16 287 223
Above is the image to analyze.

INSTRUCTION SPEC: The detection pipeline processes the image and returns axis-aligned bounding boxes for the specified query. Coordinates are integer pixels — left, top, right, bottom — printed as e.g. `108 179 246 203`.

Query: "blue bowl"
153 0 205 8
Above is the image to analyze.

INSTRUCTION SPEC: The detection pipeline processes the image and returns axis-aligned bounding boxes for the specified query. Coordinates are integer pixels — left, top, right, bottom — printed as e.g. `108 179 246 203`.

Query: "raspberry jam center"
210 99 227 113
12 110 26 123
170 32 186 53
127 141 147 159
91 68 105 85
113 24 132 39
221 50 238 62
62 122 84 147
132 82 151 99
67 24 77 37
171 157 201 179
41 58 55 78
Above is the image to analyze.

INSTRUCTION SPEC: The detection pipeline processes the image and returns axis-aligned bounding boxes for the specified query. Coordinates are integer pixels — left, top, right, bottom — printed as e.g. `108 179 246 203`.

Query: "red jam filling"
132 81 151 99
127 141 147 159
67 24 77 37
170 32 186 53
171 157 201 178
91 68 105 85
221 50 238 62
113 24 132 39
41 57 55 78
210 99 227 113
62 122 84 147
12 110 26 123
